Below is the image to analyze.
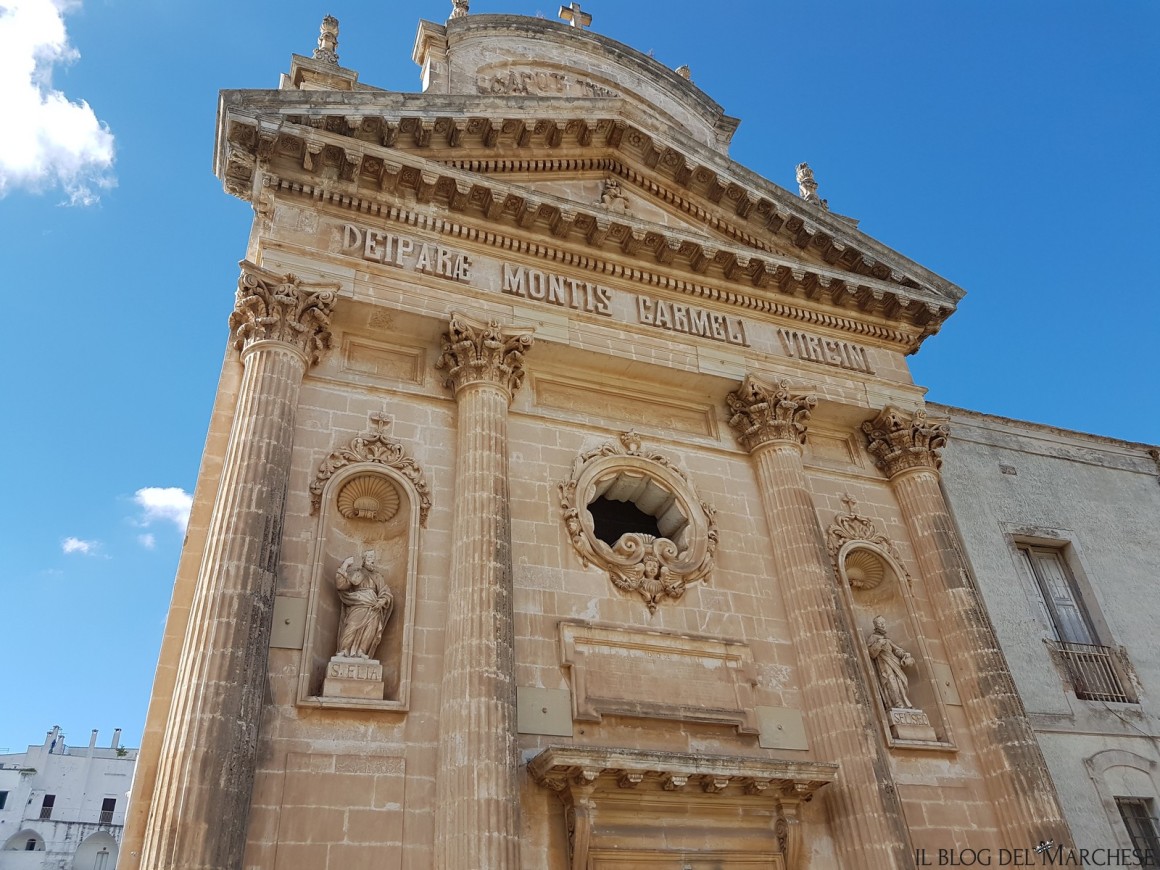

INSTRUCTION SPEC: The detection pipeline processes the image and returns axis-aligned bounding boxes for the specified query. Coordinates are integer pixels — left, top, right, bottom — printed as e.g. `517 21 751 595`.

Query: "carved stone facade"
121 10 1123 870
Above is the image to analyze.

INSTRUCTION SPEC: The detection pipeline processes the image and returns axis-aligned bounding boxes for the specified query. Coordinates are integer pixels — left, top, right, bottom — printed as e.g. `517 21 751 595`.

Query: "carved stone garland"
311 412 432 526
559 431 717 613
825 494 909 587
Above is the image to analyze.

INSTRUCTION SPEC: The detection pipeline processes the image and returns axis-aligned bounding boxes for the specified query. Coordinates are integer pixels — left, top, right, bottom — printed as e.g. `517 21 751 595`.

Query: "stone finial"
795 162 829 210
449 0 469 20
675 65 693 82
229 262 338 366
313 15 339 64
726 375 817 452
436 313 535 398
861 406 950 478
559 2 593 29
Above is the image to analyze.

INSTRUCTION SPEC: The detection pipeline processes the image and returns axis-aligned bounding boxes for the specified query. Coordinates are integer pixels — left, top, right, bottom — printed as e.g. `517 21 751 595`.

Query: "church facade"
119 7 1159 869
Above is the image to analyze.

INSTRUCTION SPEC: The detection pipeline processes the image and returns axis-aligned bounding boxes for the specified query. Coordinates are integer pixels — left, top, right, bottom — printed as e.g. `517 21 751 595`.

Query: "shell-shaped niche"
844 548 886 591
337 474 401 522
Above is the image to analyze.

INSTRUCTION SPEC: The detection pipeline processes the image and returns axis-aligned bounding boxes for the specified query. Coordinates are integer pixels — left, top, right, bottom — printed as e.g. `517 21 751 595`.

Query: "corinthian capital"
229 262 338 365
726 375 817 452
436 313 534 398
861 406 949 478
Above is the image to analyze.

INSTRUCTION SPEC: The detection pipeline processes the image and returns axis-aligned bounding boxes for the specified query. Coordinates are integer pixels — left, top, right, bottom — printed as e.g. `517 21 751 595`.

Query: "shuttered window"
1019 546 1096 644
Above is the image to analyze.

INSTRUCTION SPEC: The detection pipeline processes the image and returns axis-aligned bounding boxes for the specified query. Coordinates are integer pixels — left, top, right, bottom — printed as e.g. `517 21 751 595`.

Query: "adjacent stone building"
0 726 135 869
120 6 1157 869
936 406 1160 861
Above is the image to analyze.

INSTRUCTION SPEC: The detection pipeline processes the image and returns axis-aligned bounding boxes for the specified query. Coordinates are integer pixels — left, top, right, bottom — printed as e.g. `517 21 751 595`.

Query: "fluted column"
434 313 534 870
727 376 911 869
139 264 337 870
863 407 1070 848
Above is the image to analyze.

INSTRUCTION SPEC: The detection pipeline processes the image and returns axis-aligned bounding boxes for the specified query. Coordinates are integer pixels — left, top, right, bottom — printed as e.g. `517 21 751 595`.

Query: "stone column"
139 264 337 870
726 376 912 870
863 407 1071 848
434 313 534 870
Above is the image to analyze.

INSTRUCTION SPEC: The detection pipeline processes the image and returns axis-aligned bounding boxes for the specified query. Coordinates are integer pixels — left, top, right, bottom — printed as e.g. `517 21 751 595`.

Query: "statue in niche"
334 550 394 659
867 615 915 710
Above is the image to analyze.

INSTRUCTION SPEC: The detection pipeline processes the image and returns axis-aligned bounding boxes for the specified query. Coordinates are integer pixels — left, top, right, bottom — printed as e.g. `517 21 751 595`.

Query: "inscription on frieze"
476 69 618 98
333 221 883 370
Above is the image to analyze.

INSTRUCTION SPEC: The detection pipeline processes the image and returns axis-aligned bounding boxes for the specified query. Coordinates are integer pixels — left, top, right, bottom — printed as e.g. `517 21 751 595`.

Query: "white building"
0 727 136 870
937 405 1160 858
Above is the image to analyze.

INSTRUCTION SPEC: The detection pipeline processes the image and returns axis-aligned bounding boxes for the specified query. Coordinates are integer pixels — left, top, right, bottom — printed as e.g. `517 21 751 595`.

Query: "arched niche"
297 460 423 711
834 538 955 750
3 830 44 851
73 831 117 869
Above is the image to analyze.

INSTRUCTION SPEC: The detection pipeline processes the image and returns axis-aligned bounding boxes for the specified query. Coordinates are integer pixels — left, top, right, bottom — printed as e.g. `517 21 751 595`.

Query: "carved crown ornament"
826 495 910 588
726 375 817 453
216 105 961 340
861 406 950 478
311 412 432 526
435 312 534 397
229 262 339 365
558 431 718 613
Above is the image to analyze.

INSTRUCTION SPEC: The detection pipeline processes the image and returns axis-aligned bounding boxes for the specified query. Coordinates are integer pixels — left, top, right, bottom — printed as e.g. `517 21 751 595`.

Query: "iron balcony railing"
98 810 115 825
1050 640 1135 703
38 806 53 820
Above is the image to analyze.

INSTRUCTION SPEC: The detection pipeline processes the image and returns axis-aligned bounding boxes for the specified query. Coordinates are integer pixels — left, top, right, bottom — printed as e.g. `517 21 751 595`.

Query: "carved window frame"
1003 524 1139 705
1086 749 1160 853
297 460 423 712
558 432 717 614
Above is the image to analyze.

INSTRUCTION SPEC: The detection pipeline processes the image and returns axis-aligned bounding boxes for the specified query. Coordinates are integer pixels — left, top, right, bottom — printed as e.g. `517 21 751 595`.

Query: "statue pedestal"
888 707 938 742
323 655 385 700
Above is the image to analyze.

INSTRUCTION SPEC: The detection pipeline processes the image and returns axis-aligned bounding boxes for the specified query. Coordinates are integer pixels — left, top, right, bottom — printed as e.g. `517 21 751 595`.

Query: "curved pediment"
415 15 739 152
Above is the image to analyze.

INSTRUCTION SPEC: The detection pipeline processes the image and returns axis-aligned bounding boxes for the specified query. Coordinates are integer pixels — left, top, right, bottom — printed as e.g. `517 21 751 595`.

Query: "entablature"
218 99 958 350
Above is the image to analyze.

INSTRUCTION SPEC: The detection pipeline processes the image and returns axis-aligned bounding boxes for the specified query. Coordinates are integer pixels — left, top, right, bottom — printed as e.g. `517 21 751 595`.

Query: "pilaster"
138 264 336 870
434 314 534 870
726 376 912 870
863 406 1071 848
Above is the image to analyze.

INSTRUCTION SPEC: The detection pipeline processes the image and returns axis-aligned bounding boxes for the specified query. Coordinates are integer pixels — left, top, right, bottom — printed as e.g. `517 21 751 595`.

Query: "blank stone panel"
274 752 405 870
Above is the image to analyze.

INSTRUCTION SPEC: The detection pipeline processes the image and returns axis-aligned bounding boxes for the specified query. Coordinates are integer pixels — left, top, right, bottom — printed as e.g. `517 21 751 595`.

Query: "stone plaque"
889 707 938 742
323 655 386 700
559 622 759 734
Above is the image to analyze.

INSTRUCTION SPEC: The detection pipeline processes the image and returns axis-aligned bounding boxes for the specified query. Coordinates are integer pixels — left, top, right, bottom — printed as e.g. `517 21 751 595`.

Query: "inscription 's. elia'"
339 223 878 370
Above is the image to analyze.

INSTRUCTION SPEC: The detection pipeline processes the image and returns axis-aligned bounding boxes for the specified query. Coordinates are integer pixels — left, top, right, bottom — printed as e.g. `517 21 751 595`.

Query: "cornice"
215 90 963 307
265 177 928 352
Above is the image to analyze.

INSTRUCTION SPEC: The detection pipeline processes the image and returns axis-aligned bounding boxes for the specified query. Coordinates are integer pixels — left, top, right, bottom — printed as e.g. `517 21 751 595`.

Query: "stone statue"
313 16 339 65
335 550 394 659
795 162 829 210
598 178 631 214
867 616 915 710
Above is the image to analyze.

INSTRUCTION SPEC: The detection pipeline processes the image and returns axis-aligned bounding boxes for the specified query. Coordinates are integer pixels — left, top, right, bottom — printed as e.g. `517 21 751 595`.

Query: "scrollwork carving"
436 312 534 398
826 494 909 588
861 406 950 478
311 412 432 526
559 431 717 613
726 375 817 452
229 262 338 365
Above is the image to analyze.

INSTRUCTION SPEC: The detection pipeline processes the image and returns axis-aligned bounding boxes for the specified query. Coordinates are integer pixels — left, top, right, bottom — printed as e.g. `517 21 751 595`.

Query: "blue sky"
0 0 1156 753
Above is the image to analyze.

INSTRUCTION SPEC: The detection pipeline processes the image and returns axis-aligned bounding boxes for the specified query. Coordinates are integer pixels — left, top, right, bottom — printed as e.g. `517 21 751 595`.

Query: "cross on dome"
559 2 593 30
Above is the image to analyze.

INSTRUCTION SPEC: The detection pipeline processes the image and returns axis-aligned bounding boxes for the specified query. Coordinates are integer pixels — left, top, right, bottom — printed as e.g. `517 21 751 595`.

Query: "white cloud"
134 487 193 533
62 536 99 555
137 533 155 550
0 0 115 205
